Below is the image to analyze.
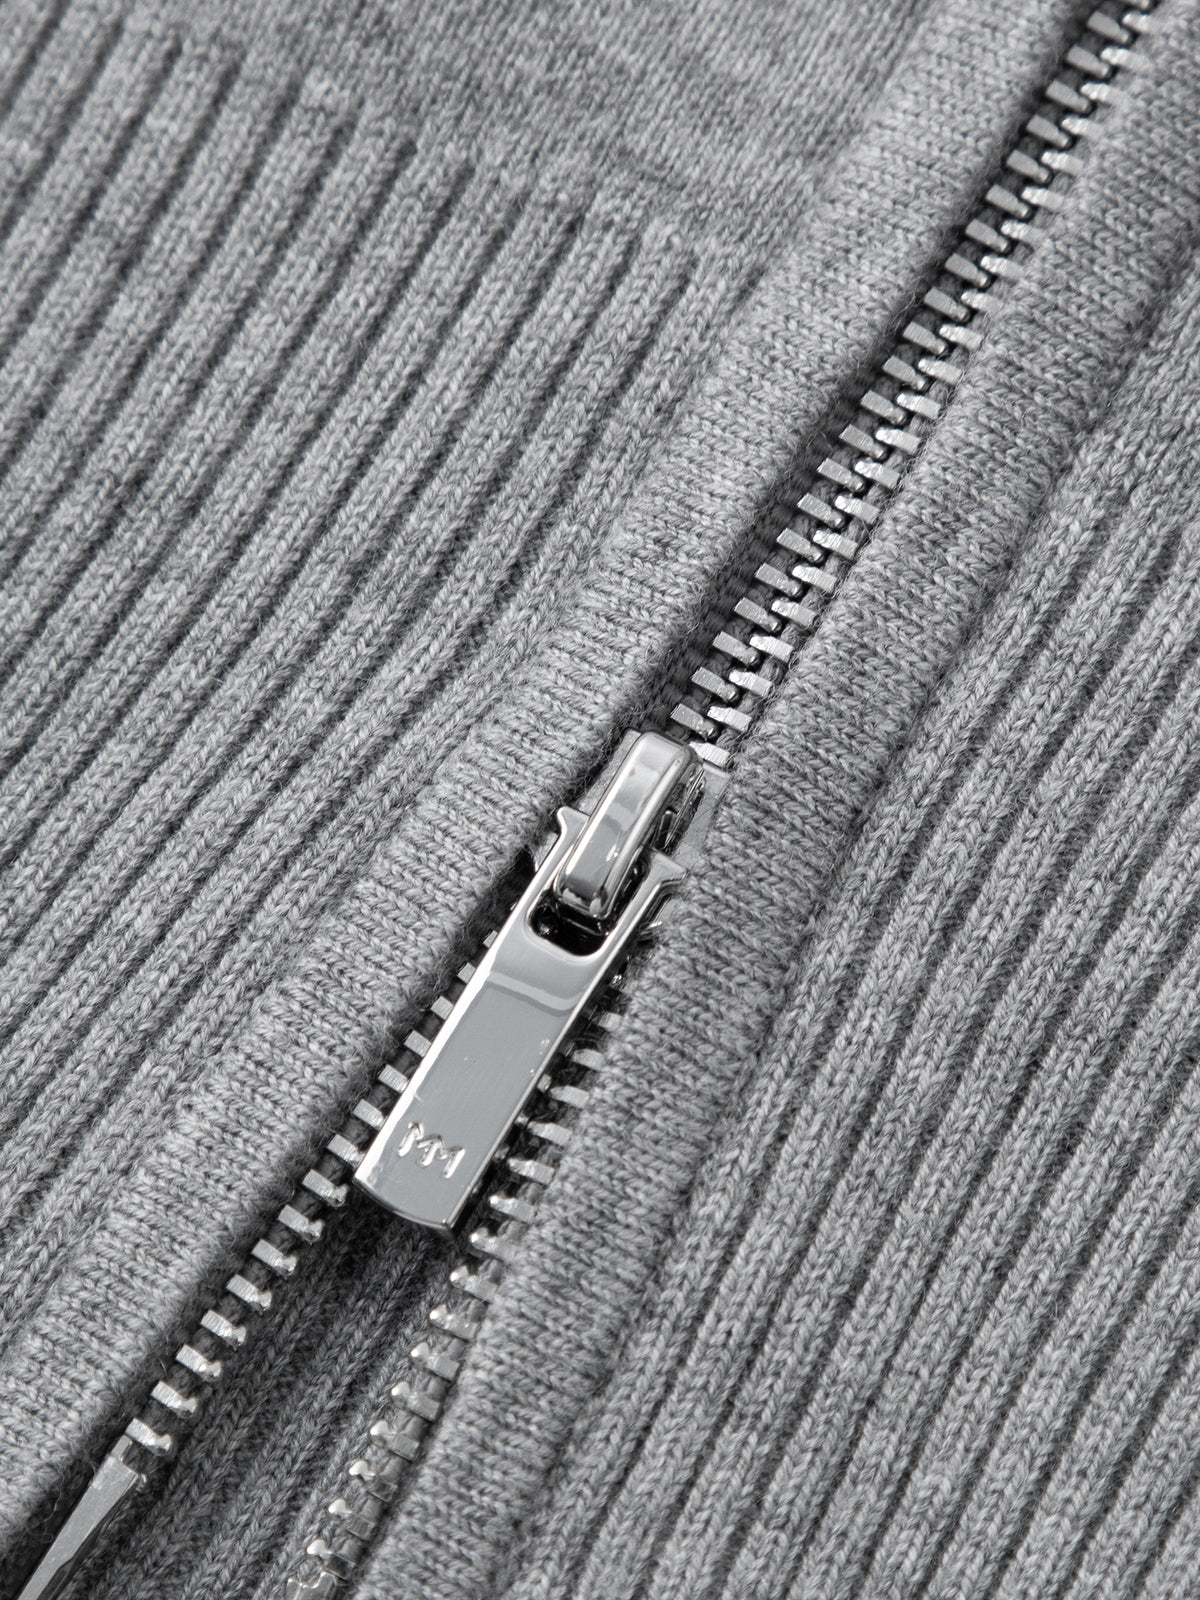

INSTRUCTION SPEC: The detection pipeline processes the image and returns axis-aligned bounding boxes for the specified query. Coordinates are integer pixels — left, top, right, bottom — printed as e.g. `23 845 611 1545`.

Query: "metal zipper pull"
15 731 706 1600
15 1437 146 1600
15 7 1165 1590
354 731 702 1233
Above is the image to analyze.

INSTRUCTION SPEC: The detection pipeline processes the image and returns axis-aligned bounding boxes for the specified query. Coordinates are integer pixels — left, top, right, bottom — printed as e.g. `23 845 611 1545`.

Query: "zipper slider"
354 731 704 1234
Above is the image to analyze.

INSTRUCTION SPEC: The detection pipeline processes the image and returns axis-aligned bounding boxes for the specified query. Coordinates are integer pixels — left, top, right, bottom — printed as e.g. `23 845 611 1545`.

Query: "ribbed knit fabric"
0 0 933 1589
3 0 1200 1598
361 4 1200 1598
426 16 1200 1594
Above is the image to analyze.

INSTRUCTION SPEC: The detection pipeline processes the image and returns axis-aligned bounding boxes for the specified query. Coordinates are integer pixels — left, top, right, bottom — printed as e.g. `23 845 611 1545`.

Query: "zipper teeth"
110 957 495 1483
21 4 1153 1597
286 994 623 1597
668 0 1156 773
286 5 1158 1592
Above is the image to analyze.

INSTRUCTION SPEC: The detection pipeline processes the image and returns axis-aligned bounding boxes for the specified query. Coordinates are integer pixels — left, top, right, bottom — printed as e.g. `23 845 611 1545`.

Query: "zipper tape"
15 5 1158 1597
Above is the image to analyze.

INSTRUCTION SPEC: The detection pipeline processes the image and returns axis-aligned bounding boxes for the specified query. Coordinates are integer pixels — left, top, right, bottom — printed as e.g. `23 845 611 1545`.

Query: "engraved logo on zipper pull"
354 731 702 1234
395 1121 466 1179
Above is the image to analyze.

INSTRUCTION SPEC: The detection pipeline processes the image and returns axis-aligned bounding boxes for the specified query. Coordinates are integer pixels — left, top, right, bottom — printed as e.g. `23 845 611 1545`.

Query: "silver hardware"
301 1169 348 1206
201 1308 246 1346
352 1099 387 1132
176 1344 223 1381
14 1437 146 1600
251 1238 298 1277
428 1302 482 1340
227 1273 272 1311
279 1203 324 1243
554 730 698 923
504 1153 554 1185
286 1572 340 1598
354 733 700 1232
151 1382 198 1418
411 1340 460 1381
125 1418 173 1455
390 1378 442 1418
326 1132 363 1166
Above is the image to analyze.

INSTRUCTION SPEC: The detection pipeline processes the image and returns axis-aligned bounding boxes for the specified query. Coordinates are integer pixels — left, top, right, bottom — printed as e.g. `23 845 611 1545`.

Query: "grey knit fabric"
358 6 1200 1598
2 0 1200 1597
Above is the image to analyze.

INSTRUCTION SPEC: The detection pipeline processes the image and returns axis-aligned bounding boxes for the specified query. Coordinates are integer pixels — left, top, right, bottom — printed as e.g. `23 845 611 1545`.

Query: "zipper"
354 731 704 1234
15 5 1156 1597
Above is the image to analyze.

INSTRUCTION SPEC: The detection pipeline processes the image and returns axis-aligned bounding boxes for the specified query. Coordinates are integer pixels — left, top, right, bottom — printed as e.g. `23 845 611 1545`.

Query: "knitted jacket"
3 0 1200 1596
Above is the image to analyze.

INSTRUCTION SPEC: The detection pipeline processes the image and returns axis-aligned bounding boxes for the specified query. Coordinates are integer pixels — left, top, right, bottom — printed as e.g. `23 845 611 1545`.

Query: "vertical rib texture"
359 5 1200 1600
0 0 937 1591
8 0 1200 1597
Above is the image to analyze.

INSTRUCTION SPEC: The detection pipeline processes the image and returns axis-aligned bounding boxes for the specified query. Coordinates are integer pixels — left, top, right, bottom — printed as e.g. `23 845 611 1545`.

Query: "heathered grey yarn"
361 3 1200 1598
0 0 929 1588
4 0 1200 1597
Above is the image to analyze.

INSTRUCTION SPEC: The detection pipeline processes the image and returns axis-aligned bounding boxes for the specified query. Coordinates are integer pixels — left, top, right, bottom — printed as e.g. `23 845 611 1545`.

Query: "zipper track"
286 990 625 1595
14 7 1157 1599
669 2 1156 772
286 5 1157 1592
